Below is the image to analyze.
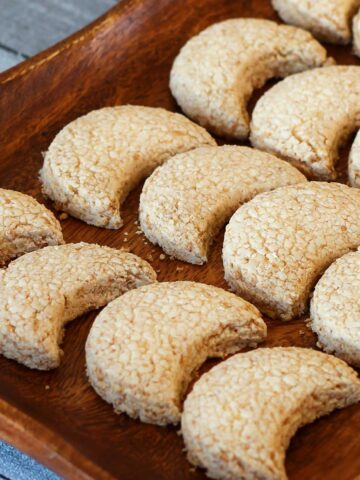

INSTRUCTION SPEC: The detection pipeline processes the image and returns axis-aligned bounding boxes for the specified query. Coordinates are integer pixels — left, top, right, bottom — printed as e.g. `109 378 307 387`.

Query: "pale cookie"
223 182 360 321
139 146 306 264
251 66 360 180
272 0 360 44
354 10 360 56
0 188 64 266
311 249 360 367
0 243 156 370
170 18 330 140
40 106 215 228
349 129 360 187
86 281 266 426
182 347 360 480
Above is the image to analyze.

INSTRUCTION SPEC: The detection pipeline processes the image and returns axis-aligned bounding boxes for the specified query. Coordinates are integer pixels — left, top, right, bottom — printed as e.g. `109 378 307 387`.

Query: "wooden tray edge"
0 0 135 86
0 398 113 480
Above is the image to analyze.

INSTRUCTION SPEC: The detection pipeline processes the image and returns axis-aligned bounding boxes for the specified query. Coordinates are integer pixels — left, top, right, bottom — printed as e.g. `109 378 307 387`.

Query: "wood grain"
0 0 359 479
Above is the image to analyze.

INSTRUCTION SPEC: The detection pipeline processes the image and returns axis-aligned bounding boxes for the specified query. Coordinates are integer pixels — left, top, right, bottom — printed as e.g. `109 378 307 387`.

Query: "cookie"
0 188 64 266
140 146 306 264
251 66 360 180
272 0 360 44
86 281 266 425
311 249 360 367
182 347 360 480
0 243 156 370
170 18 330 140
223 182 360 320
40 106 215 228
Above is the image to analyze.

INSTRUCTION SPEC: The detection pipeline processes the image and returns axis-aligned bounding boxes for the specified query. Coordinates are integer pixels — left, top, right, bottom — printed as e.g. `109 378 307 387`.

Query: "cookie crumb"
59 212 68 220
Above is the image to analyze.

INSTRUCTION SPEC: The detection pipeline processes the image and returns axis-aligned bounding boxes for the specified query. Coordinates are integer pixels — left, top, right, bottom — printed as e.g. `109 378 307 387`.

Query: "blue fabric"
0 441 60 480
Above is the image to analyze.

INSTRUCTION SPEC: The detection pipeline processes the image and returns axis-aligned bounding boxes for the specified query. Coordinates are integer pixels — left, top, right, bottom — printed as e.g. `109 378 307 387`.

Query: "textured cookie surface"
86 281 266 425
272 0 360 44
349 130 360 187
354 10 360 56
251 66 360 180
0 188 64 266
170 18 330 140
140 146 306 264
223 182 360 320
311 249 360 367
182 347 360 480
40 105 215 228
0 243 156 370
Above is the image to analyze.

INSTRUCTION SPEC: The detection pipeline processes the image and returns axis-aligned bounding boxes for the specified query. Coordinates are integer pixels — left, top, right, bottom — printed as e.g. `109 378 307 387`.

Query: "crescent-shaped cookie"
349 130 360 187
0 188 64 266
182 347 360 480
354 10 360 56
86 281 266 425
139 146 307 264
40 106 215 228
170 18 330 140
251 66 360 180
272 0 360 44
0 243 156 370
311 249 360 367
223 182 360 320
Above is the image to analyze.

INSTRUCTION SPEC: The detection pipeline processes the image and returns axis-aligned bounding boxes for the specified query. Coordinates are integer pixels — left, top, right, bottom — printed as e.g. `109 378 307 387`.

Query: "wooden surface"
0 0 359 479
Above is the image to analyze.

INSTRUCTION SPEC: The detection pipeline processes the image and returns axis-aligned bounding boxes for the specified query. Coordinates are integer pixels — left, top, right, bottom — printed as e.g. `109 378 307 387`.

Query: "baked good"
86 281 266 425
0 243 156 370
251 66 360 180
182 347 360 480
140 146 306 264
40 106 215 228
223 182 360 320
0 188 63 266
170 18 330 140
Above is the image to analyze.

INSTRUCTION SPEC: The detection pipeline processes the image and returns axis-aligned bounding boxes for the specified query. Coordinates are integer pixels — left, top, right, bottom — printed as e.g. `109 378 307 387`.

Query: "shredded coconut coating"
349 129 360 187
251 66 360 180
40 105 215 229
0 188 64 266
170 18 330 140
223 182 360 321
182 347 360 480
139 146 306 265
272 0 360 44
354 10 360 56
86 281 266 426
311 249 360 367
0 243 156 370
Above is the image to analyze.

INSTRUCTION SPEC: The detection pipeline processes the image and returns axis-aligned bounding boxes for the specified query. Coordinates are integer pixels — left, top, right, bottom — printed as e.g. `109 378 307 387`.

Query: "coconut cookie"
349 130 360 187
0 243 156 370
86 281 266 426
311 249 360 367
182 347 360 480
251 66 360 180
0 188 64 266
272 0 360 44
140 146 306 264
223 182 360 321
170 18 330 140
354 10 360 56
40 106 215 228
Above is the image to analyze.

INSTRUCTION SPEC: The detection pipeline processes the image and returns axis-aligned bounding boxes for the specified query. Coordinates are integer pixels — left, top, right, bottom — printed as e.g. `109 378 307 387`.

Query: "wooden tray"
0 1 359 479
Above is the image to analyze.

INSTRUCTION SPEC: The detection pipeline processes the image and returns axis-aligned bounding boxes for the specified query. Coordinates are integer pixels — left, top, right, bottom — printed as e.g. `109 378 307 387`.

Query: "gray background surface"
0 1 118 478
